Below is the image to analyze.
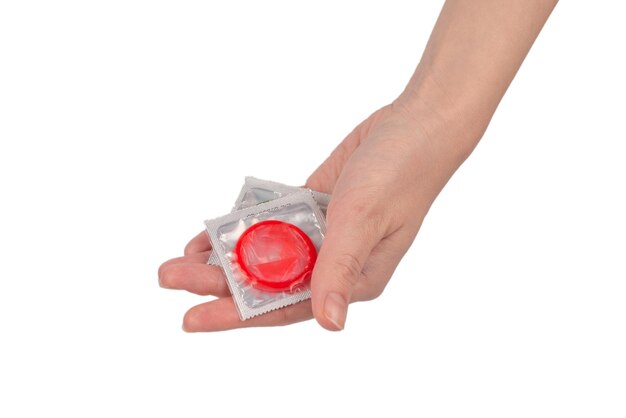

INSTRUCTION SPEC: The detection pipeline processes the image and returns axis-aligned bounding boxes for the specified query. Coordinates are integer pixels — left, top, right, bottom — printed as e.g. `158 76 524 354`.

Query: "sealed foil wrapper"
204 190 326 320
233 177 330 214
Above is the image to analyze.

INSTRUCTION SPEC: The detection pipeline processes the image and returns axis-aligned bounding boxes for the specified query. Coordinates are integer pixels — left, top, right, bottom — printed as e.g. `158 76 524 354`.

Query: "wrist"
394 63 490 164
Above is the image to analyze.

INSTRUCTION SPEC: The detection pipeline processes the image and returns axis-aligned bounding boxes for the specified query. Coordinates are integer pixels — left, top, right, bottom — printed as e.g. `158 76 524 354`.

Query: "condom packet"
234 176 330 214
204 190 326 320
207 177 330 265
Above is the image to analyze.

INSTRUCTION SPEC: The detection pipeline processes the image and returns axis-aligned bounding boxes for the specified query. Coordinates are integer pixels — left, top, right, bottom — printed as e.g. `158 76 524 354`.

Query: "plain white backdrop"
1 1 624 416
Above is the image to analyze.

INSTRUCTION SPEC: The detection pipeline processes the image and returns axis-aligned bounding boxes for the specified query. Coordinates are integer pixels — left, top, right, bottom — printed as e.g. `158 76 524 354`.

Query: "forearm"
398 0 558 158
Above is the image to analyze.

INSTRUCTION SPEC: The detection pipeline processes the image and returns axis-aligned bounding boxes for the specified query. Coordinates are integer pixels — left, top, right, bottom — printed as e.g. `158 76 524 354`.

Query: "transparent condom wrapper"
208 177 330 265
204 190 326 320
233 176 330 214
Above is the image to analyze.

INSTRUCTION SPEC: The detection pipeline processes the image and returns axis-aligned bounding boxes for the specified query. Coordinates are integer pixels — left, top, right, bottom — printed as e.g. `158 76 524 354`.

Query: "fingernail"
324 292 347 331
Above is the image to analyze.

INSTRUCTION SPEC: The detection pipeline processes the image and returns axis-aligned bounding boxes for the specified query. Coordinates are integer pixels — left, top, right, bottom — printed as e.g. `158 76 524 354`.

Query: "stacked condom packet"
207 177 330 265
204 178 329 320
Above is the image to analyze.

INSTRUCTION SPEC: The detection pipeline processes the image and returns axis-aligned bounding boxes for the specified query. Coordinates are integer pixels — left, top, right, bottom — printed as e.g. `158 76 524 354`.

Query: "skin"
158 0 559 331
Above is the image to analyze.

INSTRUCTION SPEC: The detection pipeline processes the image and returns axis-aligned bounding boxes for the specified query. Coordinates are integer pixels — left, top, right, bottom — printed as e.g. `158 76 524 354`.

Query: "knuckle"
216 277 230 296
361 281 385 301
275 306 291 325
328 192 387 230
275 303 304 326
333 253 363 290
353 269 389 302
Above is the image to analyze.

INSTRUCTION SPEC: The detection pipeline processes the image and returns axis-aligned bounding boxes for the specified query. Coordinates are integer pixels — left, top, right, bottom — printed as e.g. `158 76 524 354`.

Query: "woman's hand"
158 99 471 331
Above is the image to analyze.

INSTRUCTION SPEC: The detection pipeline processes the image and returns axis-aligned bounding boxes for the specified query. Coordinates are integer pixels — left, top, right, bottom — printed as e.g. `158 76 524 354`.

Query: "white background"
1 1 624 417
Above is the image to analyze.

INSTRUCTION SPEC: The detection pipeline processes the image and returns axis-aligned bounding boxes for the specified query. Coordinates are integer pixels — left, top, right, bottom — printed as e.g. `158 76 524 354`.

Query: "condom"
235 220 317 292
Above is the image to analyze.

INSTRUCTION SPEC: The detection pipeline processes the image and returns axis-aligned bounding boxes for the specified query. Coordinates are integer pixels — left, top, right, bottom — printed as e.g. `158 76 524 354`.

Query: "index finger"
184 230 211 255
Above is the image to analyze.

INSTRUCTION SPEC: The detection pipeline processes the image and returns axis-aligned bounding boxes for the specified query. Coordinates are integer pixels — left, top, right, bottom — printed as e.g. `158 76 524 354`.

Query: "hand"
158 100 471 331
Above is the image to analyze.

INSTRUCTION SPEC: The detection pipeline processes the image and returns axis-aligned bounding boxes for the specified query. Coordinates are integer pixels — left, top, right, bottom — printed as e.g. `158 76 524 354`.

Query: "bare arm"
400 0 559 158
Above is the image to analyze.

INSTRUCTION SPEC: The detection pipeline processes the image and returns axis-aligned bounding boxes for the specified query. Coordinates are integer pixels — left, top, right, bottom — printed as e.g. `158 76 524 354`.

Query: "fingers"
184 230 211 255
165 227 405 330
310 195 385 331
159 262 230 297
158 250 211 278
158 251 229 297
176 243 402 331
183 298 313 332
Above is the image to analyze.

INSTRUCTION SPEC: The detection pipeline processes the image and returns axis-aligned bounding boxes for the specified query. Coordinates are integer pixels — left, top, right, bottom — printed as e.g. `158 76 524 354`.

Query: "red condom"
235 220 317 291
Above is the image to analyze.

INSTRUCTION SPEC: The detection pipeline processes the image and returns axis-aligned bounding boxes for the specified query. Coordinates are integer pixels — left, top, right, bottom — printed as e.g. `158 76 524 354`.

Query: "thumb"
311 196 383 331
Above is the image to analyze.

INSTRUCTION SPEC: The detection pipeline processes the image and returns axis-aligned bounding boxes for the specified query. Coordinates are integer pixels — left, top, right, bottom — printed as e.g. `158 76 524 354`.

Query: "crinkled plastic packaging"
208 177 330 265
204 190 326 320
234 176 330 214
